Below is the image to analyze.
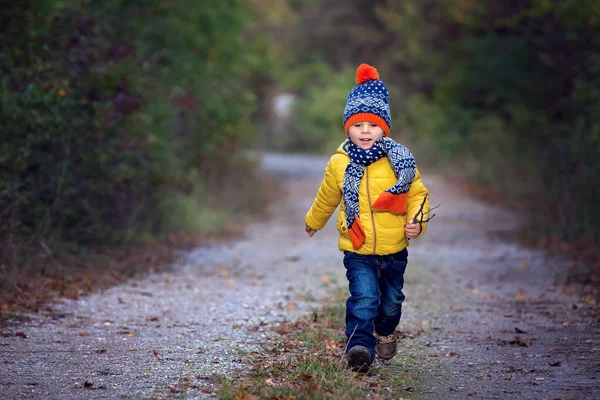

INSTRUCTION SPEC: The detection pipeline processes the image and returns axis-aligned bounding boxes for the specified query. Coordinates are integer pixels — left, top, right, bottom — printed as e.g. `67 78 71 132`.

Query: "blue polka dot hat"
343 64 391 135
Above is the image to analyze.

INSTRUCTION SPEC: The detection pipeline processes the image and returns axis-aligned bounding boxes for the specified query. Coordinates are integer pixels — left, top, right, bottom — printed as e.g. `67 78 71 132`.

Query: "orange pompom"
355 64 379 84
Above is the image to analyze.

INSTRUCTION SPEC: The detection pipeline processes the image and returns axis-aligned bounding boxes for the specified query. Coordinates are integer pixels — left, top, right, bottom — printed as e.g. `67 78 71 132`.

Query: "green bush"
0 0 268 268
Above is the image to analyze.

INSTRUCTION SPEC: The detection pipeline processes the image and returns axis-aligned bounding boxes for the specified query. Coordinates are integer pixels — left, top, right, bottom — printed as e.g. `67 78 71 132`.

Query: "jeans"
343 249 408 360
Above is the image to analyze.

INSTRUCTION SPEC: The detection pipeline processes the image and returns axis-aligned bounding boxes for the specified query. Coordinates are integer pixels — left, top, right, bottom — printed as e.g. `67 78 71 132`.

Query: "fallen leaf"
227 280 235 287
508 336 533 347
321 275 330 283
274 325 291 335
220 266 229 278
96 349 106 354
447 351 458 357
475 375 488 381
78 332 89 337
519 263 529 269
467 392 477 397
234 385 258 400
265 379 278 388
472 288 479 295
129 348 137 352
516 294 527 301
301 373 314 382
183 359 190 364
153 349 161 357
504 375 512 381
548 361 561 367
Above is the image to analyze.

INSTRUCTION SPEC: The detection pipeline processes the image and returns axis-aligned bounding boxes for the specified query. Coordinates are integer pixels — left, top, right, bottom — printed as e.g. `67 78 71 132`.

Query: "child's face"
348 121 384 150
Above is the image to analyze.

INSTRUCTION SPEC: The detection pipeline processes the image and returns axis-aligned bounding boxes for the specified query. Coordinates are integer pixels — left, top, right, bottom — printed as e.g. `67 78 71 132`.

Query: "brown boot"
375 333 397 360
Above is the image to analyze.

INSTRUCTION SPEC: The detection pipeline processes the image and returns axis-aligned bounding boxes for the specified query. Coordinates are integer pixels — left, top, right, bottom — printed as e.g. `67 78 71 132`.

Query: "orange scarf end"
349 214 366 249
372 192 408 214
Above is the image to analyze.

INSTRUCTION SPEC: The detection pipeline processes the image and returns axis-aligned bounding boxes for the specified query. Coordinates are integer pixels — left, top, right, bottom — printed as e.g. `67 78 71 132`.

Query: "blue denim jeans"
343 249 408 360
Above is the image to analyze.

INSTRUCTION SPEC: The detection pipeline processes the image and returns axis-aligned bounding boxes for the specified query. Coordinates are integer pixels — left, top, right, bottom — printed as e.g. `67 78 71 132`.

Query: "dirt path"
1 153 598 399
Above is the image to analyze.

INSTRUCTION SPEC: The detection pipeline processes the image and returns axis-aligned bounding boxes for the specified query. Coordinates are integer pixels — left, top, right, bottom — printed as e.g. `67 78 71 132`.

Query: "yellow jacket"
305 142 430 255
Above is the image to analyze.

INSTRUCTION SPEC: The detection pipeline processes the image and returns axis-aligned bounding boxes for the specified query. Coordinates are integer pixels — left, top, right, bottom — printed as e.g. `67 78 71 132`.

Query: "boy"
305 64 430 372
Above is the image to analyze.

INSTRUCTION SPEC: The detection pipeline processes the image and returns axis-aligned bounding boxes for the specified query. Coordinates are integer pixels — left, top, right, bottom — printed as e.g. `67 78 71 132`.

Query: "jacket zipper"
366 166 377 254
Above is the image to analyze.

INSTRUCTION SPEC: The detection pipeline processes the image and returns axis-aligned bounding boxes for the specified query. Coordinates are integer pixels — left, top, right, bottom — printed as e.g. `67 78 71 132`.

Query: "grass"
217 288 425 400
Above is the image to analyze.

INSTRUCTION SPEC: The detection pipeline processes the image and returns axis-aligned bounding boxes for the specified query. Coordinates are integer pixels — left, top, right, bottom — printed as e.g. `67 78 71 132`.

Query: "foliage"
0 0 270 270
380 0 600 242
285 65 355 152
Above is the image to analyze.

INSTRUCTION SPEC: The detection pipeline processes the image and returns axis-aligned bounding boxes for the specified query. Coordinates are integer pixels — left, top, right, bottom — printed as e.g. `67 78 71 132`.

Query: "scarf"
343 137 416 249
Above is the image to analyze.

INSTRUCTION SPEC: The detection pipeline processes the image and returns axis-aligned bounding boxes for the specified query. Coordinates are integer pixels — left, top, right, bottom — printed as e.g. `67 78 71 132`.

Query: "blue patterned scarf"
343 137 416 249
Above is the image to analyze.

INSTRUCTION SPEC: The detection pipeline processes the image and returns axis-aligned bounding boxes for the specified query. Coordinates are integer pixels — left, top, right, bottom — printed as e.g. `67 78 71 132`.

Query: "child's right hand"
305 224 317 238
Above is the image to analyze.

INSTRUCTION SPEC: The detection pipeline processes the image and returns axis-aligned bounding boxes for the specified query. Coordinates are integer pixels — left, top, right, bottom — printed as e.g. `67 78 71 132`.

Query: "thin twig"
341 324 358 365
412 193 441 224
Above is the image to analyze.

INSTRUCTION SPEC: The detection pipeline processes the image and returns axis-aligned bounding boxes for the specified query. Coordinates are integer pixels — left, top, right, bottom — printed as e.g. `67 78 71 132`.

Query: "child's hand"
305 224 317 238
405 220 421 239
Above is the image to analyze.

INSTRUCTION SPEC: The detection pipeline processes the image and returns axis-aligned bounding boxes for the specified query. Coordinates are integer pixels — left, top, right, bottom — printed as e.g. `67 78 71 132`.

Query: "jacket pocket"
336 213 350 238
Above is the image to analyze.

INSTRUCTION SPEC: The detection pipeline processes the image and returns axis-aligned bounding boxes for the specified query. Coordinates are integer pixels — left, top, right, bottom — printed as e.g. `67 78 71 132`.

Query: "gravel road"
1 152 598 399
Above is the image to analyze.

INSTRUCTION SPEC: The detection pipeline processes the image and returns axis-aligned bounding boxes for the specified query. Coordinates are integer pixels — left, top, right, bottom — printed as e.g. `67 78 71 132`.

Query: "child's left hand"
405 220 421 239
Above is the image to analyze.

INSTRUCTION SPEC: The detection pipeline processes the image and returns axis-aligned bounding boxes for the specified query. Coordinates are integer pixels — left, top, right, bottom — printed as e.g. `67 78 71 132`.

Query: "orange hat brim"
344 113 390 136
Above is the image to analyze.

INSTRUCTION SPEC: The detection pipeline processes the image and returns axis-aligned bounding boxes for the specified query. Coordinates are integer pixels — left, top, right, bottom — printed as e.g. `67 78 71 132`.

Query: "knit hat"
343 64 391 135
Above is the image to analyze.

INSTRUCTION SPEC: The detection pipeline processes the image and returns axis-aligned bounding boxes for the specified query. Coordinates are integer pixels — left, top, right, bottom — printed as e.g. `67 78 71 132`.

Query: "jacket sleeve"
406 168 430 237
305 158 342 231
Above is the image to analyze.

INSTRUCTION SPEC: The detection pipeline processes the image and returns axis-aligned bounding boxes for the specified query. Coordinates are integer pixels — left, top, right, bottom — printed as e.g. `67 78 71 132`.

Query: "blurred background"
1 1 599 289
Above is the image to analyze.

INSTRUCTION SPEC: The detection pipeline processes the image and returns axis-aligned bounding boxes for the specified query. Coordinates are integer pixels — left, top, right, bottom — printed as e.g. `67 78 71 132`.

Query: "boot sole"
375 349 396 360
